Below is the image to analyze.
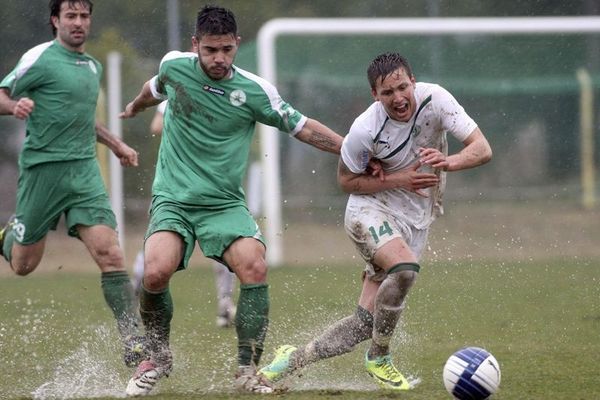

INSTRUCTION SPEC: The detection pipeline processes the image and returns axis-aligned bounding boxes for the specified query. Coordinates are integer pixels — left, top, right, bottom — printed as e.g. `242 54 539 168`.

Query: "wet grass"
1 258 599 399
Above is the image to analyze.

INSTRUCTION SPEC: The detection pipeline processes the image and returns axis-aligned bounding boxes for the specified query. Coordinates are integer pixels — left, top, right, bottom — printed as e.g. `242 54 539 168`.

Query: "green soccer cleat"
259 345 297 382
365 352 418 390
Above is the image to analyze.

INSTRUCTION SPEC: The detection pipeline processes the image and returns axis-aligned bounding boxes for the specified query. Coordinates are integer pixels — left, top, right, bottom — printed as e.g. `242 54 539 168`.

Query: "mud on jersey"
149 51 307 208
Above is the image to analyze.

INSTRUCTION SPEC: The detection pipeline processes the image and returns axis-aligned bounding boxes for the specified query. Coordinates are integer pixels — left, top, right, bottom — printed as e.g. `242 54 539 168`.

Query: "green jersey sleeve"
235 67 307 134
0 42 53 96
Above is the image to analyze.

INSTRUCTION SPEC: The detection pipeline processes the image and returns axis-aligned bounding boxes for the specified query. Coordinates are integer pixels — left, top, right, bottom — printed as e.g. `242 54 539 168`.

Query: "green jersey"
0 40 102 168
151 51 307 208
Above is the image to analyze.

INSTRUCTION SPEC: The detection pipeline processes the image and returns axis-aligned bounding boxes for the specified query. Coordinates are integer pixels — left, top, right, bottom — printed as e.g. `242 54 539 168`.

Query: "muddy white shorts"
344 201 429 281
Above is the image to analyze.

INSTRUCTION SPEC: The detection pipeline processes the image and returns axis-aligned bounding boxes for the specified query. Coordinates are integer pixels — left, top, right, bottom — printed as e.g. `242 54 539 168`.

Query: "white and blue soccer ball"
443 346 501 400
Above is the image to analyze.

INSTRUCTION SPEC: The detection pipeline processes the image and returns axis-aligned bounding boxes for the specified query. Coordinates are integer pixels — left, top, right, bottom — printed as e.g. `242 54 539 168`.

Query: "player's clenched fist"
13 97 35 120
119 101 139 119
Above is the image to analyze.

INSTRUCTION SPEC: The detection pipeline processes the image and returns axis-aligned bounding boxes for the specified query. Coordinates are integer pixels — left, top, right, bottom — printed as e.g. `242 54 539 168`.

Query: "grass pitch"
1 258 599 399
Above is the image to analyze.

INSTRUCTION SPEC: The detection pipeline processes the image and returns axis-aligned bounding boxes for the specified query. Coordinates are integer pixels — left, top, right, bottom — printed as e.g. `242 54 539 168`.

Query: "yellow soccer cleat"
365 352 419 390
259 345 297 382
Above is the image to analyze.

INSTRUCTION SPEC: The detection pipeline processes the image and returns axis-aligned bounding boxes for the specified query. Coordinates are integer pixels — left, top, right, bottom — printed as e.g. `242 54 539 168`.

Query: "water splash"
31 326 126 400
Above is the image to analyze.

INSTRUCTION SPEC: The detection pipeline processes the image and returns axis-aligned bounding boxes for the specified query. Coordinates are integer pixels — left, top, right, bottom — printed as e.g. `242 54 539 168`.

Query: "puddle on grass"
31 326 126 400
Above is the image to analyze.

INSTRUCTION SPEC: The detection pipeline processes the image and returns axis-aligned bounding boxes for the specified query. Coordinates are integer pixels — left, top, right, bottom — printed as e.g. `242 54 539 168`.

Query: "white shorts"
344 201 429 282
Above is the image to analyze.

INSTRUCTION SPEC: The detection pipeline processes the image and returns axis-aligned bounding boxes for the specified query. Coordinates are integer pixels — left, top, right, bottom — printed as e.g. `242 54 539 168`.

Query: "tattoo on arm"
338 160 353 176
310 130 337 151
338 159 365 193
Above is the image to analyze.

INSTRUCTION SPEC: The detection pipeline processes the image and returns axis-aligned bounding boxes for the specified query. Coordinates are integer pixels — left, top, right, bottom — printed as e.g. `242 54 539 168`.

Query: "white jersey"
341 82 477 229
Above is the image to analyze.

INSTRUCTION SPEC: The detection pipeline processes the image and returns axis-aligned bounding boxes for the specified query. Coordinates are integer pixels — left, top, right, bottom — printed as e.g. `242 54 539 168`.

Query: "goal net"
245 17 600 265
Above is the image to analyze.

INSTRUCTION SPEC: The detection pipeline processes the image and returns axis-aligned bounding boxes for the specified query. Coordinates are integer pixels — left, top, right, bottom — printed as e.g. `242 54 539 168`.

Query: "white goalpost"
257 16 600 267
107 51 125 249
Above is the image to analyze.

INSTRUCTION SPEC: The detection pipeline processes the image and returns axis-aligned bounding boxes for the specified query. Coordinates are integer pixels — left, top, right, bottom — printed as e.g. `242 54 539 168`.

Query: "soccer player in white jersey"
260 52 492 390
119 5 347 396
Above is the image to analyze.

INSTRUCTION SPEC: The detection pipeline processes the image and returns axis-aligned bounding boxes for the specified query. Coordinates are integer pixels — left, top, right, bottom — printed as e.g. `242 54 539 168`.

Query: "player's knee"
12 262 37 276
387 263 419 288
142 268 170 291
238 257 267 284
94 244 124 270
10 253 41 276
142 256 173 290
396 270 417 287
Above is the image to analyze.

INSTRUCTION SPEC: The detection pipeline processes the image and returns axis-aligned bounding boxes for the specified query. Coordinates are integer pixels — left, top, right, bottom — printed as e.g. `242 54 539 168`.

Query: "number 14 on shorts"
368 221 393 244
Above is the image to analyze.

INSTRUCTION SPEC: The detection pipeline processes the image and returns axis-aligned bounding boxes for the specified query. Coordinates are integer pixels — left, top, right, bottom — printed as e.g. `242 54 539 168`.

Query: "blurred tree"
1 0 594 78
0 0 597 219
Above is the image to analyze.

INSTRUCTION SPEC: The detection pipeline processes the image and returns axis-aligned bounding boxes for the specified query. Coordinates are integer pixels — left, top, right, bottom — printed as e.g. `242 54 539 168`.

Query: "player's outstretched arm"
0 88 34 119
419 127 492 172
337 158 439 196
120 80 162 119
95 121 139 167
294 118 343 154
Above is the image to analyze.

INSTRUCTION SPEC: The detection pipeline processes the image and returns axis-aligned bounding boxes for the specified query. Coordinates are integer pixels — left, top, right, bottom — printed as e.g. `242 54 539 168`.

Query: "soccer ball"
443 346 501 400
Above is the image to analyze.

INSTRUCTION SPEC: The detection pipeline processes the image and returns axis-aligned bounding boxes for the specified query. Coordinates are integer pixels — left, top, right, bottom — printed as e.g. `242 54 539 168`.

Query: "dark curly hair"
196 5 237 38
48 0 93 36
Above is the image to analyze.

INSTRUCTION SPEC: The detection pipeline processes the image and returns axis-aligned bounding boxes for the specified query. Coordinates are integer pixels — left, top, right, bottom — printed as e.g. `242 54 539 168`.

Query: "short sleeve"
257 93 307 135
235 67 307 134
0 51 47 97
434 86 477 142
341 119 374 174
149 75 167 100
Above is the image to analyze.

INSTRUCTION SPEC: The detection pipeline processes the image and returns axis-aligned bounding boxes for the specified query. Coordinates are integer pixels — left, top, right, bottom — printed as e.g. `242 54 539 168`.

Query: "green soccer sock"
139 284 173 354
236 283 269 367
101 271 140 339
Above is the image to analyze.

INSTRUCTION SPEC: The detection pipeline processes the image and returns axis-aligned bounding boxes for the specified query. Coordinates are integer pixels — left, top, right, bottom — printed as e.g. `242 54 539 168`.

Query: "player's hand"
119 102 141 119
388 162 439 197
366 158 385 182
419 147 449 171
13 97 34 120
114 142 139 167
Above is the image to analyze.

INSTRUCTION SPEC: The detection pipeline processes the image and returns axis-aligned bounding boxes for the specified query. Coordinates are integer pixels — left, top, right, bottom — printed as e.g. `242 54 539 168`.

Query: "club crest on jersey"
230 89 246 106
411 124 421 137
203 85 225 96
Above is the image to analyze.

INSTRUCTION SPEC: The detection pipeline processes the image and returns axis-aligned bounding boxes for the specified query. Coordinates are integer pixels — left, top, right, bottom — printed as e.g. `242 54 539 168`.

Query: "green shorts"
146 195 264 270
14 159 116 244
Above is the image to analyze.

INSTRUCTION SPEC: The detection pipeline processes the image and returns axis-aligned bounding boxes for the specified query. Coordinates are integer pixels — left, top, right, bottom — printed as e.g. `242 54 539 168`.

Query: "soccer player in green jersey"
120 5 346 396
132 100 238 329
0 0 144 367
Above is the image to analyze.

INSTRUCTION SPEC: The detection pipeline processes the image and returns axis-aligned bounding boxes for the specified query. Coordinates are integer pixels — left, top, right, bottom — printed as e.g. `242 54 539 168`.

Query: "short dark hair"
196 5 237 38
49 0 93 36
367 52 414 90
